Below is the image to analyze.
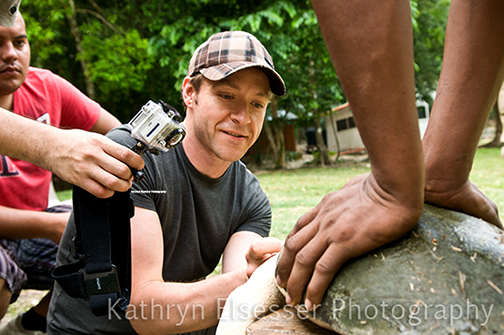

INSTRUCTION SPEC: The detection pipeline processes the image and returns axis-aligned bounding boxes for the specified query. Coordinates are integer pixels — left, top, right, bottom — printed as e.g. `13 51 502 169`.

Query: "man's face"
185 68 271 163
0 13 29 96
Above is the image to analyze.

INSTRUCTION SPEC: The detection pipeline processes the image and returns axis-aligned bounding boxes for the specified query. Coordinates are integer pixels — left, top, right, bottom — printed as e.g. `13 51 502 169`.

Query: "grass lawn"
54 147 504 240
256 164 371 239
2 147 503 326
469 148 504 219
259 147 504 241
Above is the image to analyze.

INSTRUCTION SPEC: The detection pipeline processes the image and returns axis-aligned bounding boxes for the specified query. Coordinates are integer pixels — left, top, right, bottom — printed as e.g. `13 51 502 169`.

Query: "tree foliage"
20 0 448 163
411 0 450 105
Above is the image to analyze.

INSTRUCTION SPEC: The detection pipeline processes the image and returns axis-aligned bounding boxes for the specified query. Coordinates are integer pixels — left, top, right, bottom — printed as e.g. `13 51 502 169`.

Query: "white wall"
325 102 430 152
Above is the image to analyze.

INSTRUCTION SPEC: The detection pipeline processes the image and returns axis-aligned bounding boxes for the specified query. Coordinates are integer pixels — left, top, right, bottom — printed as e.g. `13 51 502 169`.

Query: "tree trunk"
61 0 96 99
494 99 502 146
263 122 277 164
313 116 330 166
481 100 502 148
499 82 504 159
264 97 285 169
328 111 341 163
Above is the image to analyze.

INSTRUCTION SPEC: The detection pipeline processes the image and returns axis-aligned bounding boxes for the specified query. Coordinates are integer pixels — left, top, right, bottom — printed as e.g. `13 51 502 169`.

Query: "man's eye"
220 94 233 100
253 102 265 109
13 40 25 47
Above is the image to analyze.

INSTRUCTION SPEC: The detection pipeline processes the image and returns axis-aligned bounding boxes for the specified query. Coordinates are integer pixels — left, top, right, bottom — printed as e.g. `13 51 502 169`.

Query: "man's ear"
182 77 196 108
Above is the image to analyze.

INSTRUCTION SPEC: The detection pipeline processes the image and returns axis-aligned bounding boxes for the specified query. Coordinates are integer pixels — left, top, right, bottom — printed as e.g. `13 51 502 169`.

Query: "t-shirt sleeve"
106 126 158 212
234 176 272 238
51 73 101 131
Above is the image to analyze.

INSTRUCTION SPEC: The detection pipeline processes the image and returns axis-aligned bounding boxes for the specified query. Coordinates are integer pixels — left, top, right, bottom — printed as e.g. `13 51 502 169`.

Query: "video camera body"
128 100 186 181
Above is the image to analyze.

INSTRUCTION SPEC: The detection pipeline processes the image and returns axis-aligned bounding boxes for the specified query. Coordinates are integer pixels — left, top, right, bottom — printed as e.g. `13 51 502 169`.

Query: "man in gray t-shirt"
48 30 286 334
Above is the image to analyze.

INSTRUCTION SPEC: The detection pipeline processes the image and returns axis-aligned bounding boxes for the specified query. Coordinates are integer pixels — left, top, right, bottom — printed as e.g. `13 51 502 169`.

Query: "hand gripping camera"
128 100 186 181
53 100 186 317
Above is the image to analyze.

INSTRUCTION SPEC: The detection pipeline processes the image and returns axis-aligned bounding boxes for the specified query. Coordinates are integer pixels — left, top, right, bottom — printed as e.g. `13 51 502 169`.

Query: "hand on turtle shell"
276 172 423 311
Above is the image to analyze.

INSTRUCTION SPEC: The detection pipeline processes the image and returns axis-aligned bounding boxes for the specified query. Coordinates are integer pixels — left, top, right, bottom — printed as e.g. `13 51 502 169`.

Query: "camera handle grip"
131 142 148 182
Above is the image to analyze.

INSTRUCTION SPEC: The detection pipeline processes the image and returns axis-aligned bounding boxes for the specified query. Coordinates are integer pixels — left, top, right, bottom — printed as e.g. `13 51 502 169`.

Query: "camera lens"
167 128 186 147
169 133 183 146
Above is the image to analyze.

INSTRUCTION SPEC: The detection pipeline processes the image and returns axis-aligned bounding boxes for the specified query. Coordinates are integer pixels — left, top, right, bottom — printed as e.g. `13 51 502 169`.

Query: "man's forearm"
312 0 424 208
1 108 59 170
423 0 504 189
0 205 68 241
129 268 248 334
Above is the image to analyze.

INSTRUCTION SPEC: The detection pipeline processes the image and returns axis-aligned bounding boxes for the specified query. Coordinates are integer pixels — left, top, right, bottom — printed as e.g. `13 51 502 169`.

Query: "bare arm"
129 207 281 334
0 108 144 198
129 207 248 334
0 205 69 244
221 231 261 273
222 231 283 275
276 0 424 310
88 107 121 134
423 0 504 227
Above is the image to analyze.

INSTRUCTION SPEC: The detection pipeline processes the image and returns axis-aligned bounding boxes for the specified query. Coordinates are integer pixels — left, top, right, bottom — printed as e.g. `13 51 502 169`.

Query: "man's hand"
425 178 502 229
276 173 423 311
245 237 283 278
46 129 144 198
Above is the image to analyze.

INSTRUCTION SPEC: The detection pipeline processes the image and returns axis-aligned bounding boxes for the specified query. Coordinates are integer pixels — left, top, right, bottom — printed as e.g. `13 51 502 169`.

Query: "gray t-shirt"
47 126 272 334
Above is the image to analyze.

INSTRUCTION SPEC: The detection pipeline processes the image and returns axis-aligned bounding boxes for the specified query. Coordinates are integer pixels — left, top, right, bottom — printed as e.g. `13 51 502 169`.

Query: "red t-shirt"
0 67 101 211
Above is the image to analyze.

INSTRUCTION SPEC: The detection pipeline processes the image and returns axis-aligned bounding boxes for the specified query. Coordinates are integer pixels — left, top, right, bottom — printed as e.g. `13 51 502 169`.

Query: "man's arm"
222 231 261 273
422 0 504 228
0 205 68 243
276 0 424 310
222 231 283 277
1 108 144 198
128 207 281 335
88 107 121 135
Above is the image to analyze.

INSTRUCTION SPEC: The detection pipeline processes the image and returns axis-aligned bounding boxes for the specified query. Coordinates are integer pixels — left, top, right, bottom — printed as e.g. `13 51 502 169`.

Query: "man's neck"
182 138 232 179
0 94 14 111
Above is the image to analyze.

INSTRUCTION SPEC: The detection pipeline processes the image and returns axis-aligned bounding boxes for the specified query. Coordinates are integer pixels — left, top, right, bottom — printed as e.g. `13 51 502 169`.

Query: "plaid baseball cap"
187 31 286 96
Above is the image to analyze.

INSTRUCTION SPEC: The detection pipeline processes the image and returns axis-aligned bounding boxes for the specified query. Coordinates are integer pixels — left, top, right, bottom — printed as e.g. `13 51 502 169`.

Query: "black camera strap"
52 186 134 316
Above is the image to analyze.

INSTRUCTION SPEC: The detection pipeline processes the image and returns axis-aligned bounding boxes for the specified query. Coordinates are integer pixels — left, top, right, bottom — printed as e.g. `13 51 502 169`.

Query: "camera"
129 100 186 154
128 100 186 180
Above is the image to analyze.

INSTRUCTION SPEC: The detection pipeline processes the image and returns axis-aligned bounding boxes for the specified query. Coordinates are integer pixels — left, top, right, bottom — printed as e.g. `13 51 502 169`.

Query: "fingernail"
276 275 283 287
305 299 313 311
285 293 292 305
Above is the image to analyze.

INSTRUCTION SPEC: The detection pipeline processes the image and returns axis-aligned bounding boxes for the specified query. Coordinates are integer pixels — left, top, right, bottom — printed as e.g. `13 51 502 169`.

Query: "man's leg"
0 237 57 333
0 204 71 333
0 279 11 319
0 243 27 320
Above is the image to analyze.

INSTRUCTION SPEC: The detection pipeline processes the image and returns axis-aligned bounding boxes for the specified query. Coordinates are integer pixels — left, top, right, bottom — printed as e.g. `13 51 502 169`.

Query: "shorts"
0 242 27 303
0 204 72 302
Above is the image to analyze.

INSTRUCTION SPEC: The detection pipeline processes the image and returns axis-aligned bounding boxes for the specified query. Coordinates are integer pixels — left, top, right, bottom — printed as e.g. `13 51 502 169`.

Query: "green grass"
56 189 72 201
257 148 504 241
55 147 504 241
256 164 371 239
469 148 504 219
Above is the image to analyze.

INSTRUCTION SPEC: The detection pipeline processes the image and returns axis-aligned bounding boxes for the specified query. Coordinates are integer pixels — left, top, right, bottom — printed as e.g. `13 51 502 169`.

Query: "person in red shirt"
0 0 144 200
0 12 122 334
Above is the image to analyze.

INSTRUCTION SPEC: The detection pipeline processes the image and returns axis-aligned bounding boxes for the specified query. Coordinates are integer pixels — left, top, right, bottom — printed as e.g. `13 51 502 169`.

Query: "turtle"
216 204 504 335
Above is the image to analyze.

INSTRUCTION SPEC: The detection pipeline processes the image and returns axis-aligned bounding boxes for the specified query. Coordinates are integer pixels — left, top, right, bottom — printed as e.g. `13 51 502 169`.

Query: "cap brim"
200 61 286 97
